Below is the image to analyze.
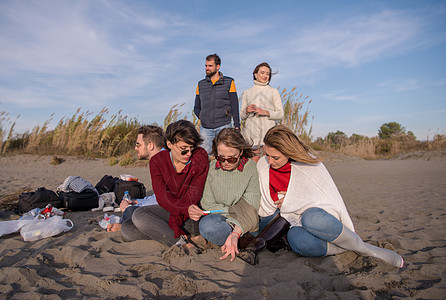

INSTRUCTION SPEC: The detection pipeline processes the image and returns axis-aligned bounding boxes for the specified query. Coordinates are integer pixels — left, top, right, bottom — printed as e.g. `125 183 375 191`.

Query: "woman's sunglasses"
174 144 195 156
216 155 239 164
180 149 192 155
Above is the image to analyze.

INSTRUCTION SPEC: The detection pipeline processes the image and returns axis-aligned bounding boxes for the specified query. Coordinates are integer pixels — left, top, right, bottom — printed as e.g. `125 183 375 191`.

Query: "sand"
0 152 445 299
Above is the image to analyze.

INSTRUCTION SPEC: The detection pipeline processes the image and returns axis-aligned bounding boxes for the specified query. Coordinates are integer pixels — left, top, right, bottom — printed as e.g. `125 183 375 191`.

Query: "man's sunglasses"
216 156 239 164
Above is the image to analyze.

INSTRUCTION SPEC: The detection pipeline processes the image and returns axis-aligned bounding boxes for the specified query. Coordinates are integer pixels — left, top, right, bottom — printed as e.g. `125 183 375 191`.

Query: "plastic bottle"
122 191 131 204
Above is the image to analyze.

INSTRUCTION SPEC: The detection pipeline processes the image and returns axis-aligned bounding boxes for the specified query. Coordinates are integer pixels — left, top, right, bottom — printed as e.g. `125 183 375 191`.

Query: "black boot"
239 214 290 265
238 232 255 250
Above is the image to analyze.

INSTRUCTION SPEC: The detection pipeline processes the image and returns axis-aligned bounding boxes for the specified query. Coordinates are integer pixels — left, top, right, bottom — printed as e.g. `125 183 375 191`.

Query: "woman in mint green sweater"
188 128 261 261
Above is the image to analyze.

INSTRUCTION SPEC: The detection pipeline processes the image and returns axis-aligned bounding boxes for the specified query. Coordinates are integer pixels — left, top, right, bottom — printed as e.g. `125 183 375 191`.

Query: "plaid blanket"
57 176 99 195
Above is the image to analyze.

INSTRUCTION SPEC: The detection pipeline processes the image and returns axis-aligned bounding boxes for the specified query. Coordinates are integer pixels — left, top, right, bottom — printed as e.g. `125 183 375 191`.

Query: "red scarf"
269 162 291 202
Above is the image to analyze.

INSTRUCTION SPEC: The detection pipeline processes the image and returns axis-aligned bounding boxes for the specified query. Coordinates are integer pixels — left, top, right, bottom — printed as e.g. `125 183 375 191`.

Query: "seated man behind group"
107 125 164 232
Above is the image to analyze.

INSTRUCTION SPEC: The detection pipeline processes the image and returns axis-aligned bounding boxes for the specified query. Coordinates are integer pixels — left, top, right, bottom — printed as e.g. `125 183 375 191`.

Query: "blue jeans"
200 123 232 154
251 209 279 237
121 205 199 246
120 205 139 223
199 214 232 246
259 209 280 232
287 207 343 257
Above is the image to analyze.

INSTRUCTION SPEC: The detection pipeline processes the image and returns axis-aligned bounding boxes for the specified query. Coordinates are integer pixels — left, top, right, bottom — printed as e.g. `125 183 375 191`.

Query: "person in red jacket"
121 120 209 253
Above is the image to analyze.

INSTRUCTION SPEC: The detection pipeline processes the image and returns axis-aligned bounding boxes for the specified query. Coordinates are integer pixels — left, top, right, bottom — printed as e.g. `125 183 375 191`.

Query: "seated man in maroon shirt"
107 125 165 232
121 120 209 253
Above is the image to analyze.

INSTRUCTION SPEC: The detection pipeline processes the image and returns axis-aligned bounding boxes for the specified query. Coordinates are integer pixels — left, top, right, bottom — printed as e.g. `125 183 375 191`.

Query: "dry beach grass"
0 152 445 299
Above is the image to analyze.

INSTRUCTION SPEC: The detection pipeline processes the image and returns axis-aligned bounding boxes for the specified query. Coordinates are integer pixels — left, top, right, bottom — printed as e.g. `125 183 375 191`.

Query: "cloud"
0 2 437 88
355 109 446 125
0 1 185 111
288 10 424 68
319 90 359 102
379 79 420 92
0 1 444 137
434 78 446 86
216 7 441 87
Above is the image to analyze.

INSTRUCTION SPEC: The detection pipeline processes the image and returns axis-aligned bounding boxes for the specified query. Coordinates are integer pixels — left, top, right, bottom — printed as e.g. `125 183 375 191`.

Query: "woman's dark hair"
164 120 203 149
252 62 273 83
212 128 254 159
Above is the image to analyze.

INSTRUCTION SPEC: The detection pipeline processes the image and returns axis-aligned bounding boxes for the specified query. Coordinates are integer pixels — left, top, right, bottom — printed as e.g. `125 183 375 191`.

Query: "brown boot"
239 215 290 265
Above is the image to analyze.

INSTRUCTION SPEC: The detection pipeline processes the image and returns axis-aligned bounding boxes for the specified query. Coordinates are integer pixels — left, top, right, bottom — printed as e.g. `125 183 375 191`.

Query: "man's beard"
206 70 217 77
138 152 149 160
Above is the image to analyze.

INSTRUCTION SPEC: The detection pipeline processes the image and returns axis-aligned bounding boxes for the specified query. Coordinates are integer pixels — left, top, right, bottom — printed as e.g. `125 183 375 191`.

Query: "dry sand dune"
0 153 445 299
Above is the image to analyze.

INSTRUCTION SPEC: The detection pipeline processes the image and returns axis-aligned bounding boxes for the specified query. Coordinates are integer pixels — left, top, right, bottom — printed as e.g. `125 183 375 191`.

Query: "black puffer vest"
197 75 234 129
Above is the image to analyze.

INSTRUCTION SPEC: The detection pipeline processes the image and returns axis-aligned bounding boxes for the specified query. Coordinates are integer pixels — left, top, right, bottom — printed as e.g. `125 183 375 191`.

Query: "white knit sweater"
257 156 355 231
239 81 284 147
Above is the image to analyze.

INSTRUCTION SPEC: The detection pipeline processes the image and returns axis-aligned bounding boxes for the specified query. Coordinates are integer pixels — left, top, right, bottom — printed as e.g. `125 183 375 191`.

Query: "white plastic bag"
20 216 74 242
0 216 34 237
98 213 120 230
120 174 138 181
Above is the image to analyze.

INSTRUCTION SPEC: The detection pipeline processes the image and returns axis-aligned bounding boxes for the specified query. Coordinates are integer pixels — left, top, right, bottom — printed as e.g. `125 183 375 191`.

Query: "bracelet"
231 232 240 238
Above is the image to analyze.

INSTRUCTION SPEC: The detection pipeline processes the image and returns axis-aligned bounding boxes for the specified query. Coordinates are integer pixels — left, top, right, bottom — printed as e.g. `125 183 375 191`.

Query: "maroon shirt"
149 147 209 238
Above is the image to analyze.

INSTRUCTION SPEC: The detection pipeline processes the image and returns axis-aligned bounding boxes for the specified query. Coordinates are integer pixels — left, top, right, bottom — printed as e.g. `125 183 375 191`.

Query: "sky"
1 0 445 140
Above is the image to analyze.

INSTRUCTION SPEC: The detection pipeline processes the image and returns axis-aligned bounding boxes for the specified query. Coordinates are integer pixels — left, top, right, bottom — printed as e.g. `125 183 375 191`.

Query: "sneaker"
103 206 114 212
175 235 188 247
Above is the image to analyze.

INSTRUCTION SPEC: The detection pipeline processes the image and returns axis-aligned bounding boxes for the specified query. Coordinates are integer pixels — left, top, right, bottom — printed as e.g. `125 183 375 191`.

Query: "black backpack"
58 189 99 211
18 187 63 213
95 175 119 194
113 180 146 204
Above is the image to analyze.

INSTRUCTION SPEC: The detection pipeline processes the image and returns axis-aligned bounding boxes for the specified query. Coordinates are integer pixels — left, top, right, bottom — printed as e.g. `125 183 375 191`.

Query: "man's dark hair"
165 120 203 149
137 125 164 149
206 53 221 66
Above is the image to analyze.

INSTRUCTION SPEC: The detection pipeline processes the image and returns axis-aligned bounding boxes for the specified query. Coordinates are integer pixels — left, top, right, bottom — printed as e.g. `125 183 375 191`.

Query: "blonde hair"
264 125 320 164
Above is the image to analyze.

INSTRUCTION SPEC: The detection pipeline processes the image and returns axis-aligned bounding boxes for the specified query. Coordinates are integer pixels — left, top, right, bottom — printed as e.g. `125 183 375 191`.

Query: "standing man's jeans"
200 123 232 154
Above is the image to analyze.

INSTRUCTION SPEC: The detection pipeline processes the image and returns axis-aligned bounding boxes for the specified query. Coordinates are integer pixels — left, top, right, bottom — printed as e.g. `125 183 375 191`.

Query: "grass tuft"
50 156 64 165
119 153 135 166
278 86 312 141
109 157 119 166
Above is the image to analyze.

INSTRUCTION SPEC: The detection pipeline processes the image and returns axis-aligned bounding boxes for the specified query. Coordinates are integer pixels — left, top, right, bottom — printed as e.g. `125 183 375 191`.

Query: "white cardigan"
257 156 355 231
239 81 284 147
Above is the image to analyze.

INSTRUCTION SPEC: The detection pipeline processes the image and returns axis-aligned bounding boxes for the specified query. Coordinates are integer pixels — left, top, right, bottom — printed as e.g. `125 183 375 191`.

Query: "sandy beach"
0 152 445 299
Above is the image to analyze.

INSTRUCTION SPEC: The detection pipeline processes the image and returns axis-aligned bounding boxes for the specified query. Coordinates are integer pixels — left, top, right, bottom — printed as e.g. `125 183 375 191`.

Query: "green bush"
378 122 406 139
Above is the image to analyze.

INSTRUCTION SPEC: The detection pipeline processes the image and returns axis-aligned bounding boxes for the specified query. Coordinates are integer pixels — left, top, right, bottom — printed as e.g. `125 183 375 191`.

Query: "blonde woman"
240 125 404 268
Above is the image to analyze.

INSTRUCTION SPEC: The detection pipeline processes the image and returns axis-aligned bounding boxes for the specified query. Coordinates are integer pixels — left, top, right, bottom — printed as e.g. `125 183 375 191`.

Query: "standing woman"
240 125 404 268
240 62 284 161
188 128 261 261
121 120 209 253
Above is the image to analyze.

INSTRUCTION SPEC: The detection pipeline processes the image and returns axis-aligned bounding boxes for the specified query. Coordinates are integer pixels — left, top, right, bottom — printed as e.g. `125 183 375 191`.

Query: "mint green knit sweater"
200 159 261 234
